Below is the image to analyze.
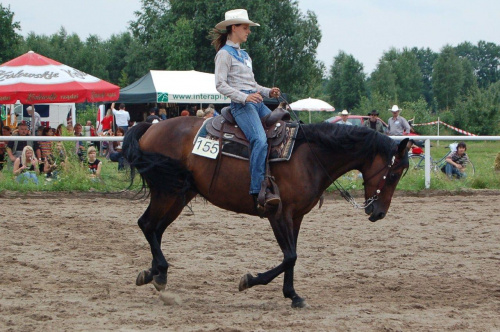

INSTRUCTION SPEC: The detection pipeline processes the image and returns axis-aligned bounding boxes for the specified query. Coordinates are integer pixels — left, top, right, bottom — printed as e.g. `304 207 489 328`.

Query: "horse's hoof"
238 273 252 291
291 297 308 308
136 270 151 286
152 276 166 291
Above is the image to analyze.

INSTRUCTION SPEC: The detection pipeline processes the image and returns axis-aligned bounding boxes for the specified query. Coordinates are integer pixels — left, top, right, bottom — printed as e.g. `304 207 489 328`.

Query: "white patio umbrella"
289 97 335 123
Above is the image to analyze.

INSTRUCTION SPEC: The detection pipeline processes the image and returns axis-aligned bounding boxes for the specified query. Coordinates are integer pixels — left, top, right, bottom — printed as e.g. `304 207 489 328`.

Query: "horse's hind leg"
136 192 196 291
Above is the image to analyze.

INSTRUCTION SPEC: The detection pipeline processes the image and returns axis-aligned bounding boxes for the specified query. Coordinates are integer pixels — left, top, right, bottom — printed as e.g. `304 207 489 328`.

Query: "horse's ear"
397 138 411 156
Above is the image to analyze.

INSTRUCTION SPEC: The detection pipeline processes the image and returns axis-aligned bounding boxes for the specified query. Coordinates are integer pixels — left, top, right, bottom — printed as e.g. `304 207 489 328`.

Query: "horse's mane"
296 122 396 162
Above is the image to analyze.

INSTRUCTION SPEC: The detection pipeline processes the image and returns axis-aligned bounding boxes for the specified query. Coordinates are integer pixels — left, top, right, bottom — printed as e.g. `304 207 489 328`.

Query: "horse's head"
361 138 411 222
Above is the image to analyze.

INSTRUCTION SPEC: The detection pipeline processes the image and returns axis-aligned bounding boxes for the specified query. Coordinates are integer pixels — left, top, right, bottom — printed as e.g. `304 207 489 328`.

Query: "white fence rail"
2 135 500 189
390 135 500 188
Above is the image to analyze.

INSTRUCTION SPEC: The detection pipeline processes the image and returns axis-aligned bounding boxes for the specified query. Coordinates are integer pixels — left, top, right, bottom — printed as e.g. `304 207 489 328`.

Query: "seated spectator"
441 142 469 179
0 125 12 170
109 127 125 170
13 146 39 184
45 141 68 178
87 146 102 178
36 127 54 174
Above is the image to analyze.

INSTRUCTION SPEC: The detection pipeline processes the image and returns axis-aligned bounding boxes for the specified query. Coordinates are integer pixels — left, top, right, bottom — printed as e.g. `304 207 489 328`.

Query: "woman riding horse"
211 9 281 212
123 118 410 308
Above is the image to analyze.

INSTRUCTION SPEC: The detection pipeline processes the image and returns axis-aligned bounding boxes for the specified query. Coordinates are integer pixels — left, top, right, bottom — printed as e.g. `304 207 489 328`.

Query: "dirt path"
1 192 499 331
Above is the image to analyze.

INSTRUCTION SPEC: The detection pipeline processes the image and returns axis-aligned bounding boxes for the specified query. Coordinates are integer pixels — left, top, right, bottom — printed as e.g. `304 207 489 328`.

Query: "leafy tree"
432 45 464 110
410 47 437 107
327 51 365 110
369 48 422 104
456 41 500 89
129 0 324 99
0 4 21 63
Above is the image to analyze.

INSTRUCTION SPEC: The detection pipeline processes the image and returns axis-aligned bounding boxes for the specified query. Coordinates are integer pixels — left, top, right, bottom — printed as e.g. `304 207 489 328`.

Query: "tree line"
1 1 499 134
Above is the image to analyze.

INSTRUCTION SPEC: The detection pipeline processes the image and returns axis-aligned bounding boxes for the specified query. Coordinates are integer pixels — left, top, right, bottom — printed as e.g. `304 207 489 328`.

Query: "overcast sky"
5 0 500 74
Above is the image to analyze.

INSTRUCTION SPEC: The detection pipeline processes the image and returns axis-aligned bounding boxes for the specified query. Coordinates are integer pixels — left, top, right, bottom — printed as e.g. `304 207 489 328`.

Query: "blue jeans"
444 163 466 179
17 172 39 185
110 152 124 170
231 96 271 194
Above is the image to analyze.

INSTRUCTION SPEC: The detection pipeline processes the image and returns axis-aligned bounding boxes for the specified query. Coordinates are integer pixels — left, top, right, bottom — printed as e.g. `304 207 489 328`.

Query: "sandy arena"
1 190 499 331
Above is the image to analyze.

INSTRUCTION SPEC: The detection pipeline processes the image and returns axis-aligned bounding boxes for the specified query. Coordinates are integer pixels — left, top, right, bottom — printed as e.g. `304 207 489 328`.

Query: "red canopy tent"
0 51 119 134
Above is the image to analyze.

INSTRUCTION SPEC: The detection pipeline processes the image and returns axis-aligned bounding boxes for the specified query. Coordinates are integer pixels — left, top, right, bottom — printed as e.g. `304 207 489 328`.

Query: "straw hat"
215 9 260 30
389 105 401 112
340 110 349 115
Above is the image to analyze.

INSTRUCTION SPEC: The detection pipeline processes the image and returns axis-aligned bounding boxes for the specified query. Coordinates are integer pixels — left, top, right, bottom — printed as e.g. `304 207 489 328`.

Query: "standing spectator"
337 110 352 125
146 107 161 123
158 103 168 120
442 142 470 179
111 103 130 132
204 107 215 119
387 105 411 136
363 110 385 133
180 110 190 116
196 109 205 118
87 146 102 178
74 123 86 162
26 106 41 129
100 108 114 134
0 125 12 170
7 121 32 162
13 145 39 184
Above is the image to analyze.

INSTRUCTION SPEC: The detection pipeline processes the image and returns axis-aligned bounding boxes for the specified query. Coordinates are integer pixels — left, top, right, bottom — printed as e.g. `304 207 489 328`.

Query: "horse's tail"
122 122 195 197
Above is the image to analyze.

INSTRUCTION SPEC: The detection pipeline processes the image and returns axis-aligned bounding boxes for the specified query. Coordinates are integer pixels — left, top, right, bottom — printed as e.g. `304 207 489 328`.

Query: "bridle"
277 95 406 210
341 154 406 209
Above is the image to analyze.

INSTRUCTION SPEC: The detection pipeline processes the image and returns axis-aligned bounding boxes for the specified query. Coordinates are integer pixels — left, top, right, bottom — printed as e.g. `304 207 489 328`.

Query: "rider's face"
231 24 251 44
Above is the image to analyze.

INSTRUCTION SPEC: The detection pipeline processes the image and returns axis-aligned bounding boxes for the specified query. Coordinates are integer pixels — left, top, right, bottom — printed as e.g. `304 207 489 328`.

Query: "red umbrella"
0 51 119 104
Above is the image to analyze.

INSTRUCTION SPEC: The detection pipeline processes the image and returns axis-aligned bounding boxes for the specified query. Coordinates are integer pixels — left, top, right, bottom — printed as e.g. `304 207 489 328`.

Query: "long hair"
21 145 35 167
210 25 240 52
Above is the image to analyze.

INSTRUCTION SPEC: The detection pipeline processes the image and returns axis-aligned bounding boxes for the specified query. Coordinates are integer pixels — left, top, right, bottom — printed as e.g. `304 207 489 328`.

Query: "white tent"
289 97 335 123
119 70 230 104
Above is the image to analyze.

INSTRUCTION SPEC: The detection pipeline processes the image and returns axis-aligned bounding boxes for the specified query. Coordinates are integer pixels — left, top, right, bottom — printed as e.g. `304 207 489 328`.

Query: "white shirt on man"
113 109 130 127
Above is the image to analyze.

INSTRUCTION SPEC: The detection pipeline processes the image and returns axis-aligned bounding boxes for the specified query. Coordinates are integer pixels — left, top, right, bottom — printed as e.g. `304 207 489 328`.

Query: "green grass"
331 140 500 192
0 156 141 193
1 140 499 194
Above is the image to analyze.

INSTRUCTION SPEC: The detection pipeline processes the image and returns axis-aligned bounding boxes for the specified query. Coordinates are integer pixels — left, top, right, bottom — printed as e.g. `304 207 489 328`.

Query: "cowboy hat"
389 105 401 112
368 109 379 116
215 9 260 30
340 110 349 115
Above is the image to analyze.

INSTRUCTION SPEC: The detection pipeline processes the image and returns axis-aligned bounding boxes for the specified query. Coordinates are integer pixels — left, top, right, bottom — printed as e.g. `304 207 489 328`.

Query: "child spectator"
87 146 102 178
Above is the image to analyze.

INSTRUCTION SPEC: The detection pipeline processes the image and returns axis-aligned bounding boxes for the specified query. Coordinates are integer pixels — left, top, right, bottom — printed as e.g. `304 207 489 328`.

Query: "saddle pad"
193 122 299 162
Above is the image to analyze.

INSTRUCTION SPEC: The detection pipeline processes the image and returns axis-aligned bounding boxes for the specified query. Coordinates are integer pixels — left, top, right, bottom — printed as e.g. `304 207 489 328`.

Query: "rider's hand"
246 93 263 104
270 87 281 98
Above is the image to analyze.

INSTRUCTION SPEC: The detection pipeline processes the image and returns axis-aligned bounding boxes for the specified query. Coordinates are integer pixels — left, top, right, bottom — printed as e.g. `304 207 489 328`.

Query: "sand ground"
1 191 499 331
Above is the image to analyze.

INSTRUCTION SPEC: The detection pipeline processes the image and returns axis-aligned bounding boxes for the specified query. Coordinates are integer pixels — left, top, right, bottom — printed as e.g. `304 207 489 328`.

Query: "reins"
276 95 400 209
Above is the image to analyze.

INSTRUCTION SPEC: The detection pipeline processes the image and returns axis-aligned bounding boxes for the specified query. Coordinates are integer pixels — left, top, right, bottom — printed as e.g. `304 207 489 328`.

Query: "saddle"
202 106 296 218
205 106 292 149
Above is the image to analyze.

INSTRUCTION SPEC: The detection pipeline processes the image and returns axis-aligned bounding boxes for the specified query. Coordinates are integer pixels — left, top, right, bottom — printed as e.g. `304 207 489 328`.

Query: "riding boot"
264 188 280 206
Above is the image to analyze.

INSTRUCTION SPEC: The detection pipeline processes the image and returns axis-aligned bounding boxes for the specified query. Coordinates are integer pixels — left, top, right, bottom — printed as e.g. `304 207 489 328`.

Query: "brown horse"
123 117 411 308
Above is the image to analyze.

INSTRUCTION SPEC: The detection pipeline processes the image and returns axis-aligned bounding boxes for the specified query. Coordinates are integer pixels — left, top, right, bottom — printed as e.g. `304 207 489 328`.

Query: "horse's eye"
389 172 399 182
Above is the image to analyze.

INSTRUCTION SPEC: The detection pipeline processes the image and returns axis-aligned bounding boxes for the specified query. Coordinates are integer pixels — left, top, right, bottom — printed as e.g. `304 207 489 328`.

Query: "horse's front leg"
239 214 307 308
282 216 305 308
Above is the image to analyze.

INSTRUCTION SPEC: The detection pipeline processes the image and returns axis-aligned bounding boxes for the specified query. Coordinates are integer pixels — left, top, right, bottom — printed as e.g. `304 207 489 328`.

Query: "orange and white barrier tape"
412 120 477 136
